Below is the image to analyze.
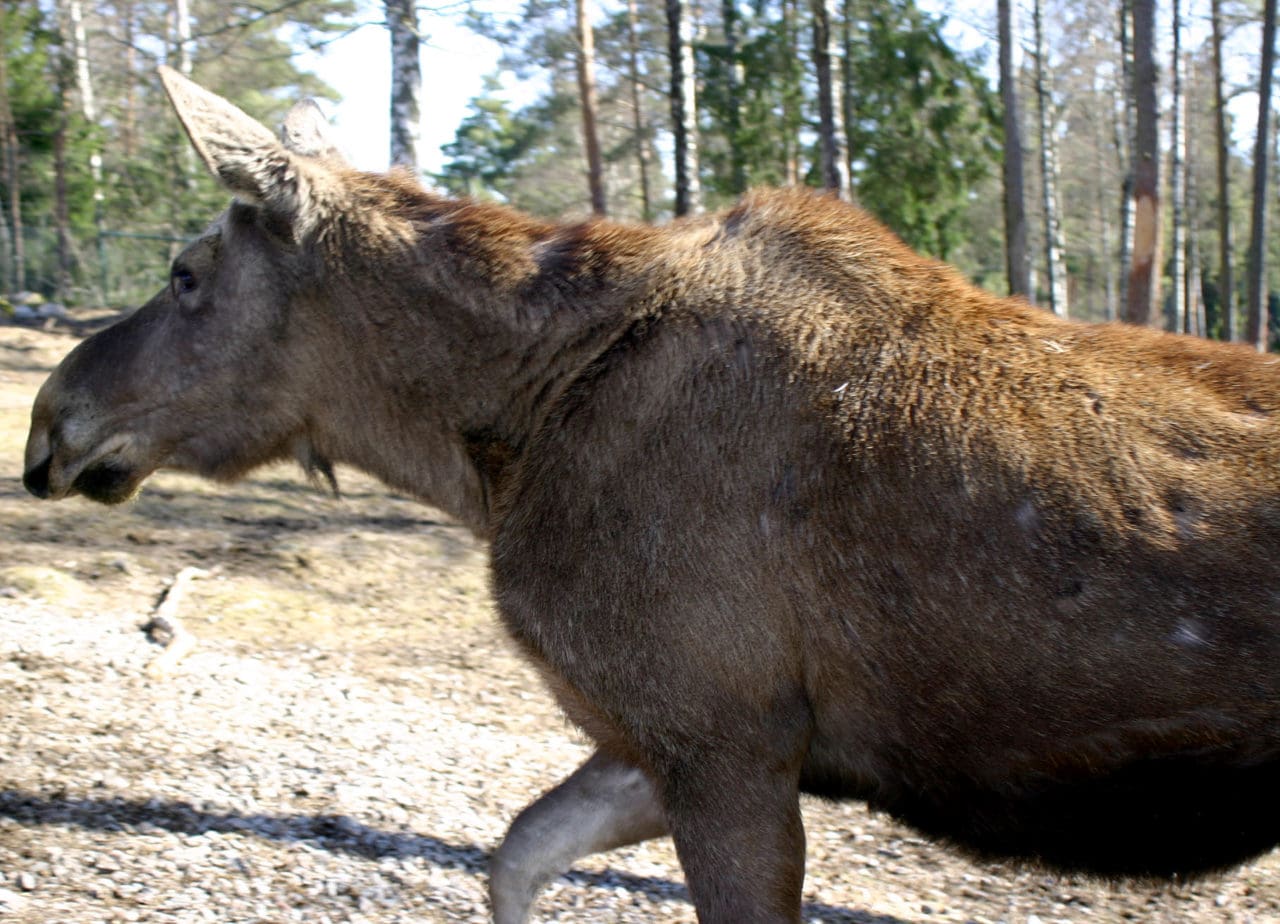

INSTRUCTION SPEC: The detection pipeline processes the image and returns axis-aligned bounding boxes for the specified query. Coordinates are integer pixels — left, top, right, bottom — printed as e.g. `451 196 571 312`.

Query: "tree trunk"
4 117 23 295
998 0 1030 299
1033 0 1068 317
781 0 802 186
722 0 745 195
174 0 192 75
0 42 20 294
386 0 421 170
1089 32 1117 322
1125 0 1160 326
1097 136 1117 320
811 0 846 195
1186 145 1206 336
1188 229 1206 336
839 0 854 190
1116 0 1135 318
54 14 72 299
667 0 702 216
1246 0 1277 351
1211 0 1235 340
66 0 104 302
121 0 137 158
0 187 9 295
0 13 9 292
172 0 194 190
67 0 95 119
575 0 606 214
625 0 652 221
1169 0 1185 333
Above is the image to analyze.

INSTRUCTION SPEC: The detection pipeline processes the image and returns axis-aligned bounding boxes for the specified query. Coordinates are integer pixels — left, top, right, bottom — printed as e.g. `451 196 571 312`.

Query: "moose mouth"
23 453 144 506
23 429 151 506
71 459 144 504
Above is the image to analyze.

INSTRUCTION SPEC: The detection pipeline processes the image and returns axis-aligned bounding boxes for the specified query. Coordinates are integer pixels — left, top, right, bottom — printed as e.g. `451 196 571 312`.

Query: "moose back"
23 69 1280 923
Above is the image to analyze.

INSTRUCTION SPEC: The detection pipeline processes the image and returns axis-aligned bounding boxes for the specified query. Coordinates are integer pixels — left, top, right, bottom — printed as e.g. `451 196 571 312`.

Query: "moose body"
22 70 1280 922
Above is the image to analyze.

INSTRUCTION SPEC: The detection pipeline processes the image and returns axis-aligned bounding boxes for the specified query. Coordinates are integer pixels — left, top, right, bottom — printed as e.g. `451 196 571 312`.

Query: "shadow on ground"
0 789 904 923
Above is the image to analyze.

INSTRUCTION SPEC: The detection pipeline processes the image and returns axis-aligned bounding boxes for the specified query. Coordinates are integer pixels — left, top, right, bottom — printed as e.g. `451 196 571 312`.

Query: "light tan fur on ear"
158 66 331 231
279 99 348 163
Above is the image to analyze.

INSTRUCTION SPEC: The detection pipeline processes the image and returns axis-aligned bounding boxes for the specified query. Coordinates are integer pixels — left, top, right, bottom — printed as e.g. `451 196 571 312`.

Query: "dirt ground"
3 312 1280 923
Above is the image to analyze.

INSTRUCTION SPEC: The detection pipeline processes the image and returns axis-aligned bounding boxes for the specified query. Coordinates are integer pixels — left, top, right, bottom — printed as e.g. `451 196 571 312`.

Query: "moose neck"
308 189 667 538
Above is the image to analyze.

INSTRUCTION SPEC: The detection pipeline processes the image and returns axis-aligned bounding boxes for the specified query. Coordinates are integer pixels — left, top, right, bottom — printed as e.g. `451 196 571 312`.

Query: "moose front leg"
660 758 807 924
490 749 668 924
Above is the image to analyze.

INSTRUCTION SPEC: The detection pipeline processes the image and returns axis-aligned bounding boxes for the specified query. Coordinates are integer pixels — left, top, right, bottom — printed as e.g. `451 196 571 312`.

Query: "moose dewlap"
22 68 1280 924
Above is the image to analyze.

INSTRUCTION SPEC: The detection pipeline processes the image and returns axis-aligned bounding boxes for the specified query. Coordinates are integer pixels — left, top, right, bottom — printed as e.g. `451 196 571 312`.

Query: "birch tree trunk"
54 11 73 298
1090 32 1118 321
1211 0 1235 340
840 0 856 192
811 0 846 196
1186 143 1206 336
781 0 802 186
998 0 1030 298
0 43 22 294
174 0 192 75
1034 0 1068 316
0 183 9 294
1246 0 1277 351
1116 0 1135 315
1188 230 1206 336
386 0 421 170
667 0 702 216
172 0 194 191
3 124 20 295
120 0 137 158
1125 0 1160 327
1169 0 1185 333
625 0 652 221
65 0 104 301
722 0 745 195
67 0 95 123
0 17 8 292
575 0 606 214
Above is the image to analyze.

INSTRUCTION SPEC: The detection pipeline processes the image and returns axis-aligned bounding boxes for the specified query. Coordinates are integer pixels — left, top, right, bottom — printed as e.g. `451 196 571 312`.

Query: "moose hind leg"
489 749 668 924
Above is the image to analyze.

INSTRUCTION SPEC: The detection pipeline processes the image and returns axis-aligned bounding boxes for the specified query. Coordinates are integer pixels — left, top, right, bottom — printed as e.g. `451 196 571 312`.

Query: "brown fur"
23 73 1280 923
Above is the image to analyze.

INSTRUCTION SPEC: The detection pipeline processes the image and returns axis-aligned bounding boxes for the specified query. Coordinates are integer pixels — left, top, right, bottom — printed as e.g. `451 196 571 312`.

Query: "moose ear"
158 66 325 225
279 99 348 164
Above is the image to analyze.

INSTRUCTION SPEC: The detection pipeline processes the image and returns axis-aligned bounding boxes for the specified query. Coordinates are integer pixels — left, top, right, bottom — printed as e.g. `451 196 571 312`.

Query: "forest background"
2 0 1279 346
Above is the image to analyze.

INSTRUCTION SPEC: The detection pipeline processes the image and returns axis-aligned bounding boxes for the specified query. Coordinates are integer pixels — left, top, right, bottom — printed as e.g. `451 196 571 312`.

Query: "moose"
22 69 1280 923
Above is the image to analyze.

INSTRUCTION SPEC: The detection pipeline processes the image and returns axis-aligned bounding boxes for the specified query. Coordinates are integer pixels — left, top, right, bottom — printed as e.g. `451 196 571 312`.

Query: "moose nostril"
22 456 52 499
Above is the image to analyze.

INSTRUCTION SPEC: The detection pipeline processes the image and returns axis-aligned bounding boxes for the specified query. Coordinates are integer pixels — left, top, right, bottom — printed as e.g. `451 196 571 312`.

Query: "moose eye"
171 268 197 297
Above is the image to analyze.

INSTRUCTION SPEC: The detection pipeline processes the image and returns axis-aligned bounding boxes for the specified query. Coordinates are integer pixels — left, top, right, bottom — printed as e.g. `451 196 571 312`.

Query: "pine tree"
843 0 997 260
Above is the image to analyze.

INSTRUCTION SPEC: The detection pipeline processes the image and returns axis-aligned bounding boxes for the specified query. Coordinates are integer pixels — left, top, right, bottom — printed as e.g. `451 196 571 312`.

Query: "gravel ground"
5 317 1280 924
6 588 1280 924
0 596 676 924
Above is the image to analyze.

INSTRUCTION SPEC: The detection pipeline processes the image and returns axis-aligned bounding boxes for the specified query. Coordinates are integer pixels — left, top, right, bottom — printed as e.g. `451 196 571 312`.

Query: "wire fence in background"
2 227 191 311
